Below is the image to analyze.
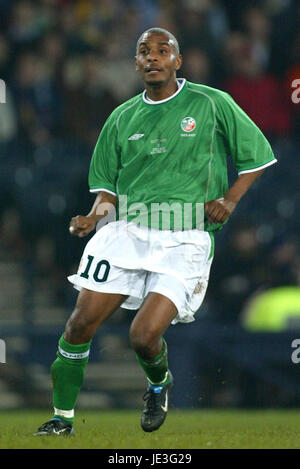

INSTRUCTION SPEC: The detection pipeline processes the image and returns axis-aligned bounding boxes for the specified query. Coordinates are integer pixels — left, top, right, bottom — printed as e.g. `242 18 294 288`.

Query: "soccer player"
35 28 277 436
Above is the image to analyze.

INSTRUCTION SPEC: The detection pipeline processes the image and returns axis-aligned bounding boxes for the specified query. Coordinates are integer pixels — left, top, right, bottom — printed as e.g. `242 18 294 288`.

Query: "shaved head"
135 26 182 98
136 28 180 56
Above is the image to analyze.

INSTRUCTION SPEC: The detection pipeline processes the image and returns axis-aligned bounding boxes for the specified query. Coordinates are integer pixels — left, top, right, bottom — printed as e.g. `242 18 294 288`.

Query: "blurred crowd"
0 0 299 324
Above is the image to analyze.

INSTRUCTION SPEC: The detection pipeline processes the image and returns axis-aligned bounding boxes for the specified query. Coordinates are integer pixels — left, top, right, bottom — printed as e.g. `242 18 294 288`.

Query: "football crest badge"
181 117 196 133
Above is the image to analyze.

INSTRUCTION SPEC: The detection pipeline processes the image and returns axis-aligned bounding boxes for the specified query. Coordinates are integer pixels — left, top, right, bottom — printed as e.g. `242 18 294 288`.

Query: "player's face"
135 33 182 87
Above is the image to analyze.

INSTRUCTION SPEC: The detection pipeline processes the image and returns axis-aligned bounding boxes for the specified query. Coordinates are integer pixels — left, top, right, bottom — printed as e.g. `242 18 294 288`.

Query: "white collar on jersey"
143 78 186 105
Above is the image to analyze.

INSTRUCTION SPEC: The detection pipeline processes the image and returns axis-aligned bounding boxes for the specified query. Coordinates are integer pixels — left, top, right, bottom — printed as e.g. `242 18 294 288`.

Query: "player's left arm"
205 90 277 225
205 168 264 225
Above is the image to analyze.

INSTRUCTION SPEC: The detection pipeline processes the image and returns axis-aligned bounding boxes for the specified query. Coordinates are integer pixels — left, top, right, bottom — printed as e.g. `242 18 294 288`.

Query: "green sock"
136 338 170 386
51 334 91 424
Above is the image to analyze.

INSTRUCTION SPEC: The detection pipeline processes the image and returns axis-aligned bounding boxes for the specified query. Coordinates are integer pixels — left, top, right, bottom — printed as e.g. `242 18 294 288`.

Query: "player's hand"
205 197 237 225
69 215 96 237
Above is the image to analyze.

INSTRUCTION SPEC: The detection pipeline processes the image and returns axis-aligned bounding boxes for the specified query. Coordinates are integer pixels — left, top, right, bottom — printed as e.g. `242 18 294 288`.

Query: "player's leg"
130 291 176 376
34 288 127 436
129 292 178 432
64 288 127 344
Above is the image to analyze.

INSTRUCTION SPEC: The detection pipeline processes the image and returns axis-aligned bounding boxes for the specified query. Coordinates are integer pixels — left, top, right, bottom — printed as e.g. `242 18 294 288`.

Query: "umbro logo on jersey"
128 133 144 140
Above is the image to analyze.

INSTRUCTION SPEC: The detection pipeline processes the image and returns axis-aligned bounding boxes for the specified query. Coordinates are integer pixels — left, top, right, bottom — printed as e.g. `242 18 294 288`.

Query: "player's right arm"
69 191 117 237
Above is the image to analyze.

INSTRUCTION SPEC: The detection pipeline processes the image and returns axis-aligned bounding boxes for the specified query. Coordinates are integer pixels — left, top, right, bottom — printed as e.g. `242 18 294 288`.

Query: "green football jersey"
89 79 277 231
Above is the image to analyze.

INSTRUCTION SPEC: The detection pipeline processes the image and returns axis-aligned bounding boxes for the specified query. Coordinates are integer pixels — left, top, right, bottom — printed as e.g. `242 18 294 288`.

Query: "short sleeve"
88 112 120 194
216 92 277 174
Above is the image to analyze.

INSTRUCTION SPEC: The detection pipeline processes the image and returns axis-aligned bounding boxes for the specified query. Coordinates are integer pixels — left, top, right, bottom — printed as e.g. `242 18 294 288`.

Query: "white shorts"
68 221 214 324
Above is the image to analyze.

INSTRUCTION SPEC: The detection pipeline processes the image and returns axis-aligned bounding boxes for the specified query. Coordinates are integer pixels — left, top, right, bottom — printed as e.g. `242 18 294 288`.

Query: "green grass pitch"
0 409 300 449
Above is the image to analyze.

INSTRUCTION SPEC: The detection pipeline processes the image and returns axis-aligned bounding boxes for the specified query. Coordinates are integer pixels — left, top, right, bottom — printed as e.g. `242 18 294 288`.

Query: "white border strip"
238 159 277 175
89 188 117 195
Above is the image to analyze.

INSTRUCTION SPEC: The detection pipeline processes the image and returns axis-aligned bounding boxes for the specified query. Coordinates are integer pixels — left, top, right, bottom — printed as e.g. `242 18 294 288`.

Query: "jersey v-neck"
142 78 186 105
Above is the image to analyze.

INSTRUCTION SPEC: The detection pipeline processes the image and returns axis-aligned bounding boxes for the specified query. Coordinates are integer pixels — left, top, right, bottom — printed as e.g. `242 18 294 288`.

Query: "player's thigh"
65 288 127 343
130 291 178 346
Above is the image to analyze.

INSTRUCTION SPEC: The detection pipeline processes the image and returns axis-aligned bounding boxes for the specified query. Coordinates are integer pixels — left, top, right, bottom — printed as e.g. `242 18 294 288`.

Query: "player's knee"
64 308 95 343
129 323 158 356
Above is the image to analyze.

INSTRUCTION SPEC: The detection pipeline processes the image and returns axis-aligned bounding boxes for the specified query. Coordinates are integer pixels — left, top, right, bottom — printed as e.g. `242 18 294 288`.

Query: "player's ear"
175 54 183 71
135 56 139 71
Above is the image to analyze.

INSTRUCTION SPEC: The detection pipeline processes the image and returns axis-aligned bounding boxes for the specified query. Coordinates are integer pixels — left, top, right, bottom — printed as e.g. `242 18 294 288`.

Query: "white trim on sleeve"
238 158 277 175
89 188 117 196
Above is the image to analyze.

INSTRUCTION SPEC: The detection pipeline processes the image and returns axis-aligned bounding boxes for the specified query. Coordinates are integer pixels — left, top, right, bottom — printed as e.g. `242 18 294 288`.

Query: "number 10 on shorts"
79 255 111 282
